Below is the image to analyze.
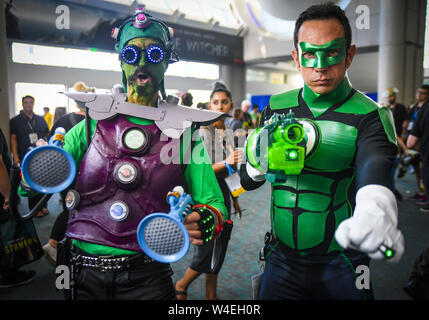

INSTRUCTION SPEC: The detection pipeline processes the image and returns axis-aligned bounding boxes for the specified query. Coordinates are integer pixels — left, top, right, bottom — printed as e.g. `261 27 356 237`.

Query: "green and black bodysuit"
241 76 397 255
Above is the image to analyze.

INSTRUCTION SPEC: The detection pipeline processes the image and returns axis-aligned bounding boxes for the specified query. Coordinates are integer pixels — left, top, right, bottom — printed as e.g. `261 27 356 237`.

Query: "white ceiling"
102 1 351 38
103 0 243 30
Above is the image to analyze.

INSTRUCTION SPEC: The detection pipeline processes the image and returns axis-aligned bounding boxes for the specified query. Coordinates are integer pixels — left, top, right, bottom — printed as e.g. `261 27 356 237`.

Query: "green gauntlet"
246 111 306 182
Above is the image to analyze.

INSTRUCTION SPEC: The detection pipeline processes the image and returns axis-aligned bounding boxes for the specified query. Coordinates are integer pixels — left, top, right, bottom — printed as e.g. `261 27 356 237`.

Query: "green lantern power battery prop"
246 111 306 182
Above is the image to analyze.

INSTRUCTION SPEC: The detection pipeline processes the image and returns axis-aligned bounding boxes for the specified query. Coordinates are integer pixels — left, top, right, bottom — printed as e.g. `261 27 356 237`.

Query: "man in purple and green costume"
241 4 404 300
61 9 228 300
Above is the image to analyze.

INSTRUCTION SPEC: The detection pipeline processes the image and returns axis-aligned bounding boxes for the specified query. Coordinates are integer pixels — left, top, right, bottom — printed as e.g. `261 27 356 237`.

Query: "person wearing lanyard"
10 95 50 217
175 82 243 300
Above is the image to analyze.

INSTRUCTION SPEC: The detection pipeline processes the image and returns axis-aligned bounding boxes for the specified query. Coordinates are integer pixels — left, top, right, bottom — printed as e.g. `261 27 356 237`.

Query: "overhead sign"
6 0 243 65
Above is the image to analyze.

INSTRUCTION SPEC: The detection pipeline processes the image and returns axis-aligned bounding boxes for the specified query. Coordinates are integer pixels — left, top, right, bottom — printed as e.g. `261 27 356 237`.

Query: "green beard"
123 65 161 106
120 38 168 106
126 82 159 106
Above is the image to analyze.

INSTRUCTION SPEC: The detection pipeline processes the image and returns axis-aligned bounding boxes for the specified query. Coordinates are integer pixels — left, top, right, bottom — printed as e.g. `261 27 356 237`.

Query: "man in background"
10 95 50 217
240 100 253 130
181 92 193 107
406 85 429 205
404 86 429 299
386 88 409 200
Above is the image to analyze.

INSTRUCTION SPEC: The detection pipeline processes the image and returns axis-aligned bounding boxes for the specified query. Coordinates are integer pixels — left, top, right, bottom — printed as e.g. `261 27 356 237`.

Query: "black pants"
70 248 176 300
408 243 429 292
50 190 68 241
422 166 429 197
258 240 374 300
28 193 48 211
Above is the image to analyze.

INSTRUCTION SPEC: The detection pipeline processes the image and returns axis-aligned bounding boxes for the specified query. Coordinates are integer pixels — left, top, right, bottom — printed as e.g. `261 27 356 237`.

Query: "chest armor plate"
66 116 188 252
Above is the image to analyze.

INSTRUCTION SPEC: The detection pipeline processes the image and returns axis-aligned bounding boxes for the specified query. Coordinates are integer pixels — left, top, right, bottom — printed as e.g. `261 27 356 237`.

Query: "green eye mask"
299 38 346 69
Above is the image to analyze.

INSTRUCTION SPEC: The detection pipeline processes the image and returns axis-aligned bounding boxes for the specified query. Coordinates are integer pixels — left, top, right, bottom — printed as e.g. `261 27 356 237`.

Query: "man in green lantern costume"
241 4 404 300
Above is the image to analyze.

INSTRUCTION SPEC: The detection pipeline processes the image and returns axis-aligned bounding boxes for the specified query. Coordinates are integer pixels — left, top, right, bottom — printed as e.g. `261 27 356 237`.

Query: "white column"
378 0 426 106
219 64 245 109
377 0 406 105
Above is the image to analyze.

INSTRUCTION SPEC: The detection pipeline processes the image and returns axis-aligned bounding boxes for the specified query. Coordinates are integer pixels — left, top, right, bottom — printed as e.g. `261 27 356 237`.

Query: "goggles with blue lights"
121 44 167 65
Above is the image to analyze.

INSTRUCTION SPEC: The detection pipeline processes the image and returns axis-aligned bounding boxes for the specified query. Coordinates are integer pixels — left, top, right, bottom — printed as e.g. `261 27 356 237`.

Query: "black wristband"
194 205 223 243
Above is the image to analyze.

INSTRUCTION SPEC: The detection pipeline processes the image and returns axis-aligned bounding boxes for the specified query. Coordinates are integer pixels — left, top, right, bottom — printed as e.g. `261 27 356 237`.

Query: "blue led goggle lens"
121 44 166 65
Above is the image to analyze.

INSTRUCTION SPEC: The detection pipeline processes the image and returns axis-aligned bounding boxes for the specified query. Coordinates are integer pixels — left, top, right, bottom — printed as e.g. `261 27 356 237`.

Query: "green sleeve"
63 118 97 166
182 127 229 220
17 185 38 197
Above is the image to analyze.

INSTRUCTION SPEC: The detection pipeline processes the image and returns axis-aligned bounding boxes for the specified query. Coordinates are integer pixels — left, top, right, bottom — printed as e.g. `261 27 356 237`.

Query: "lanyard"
223 160 235 175
24 114 36 132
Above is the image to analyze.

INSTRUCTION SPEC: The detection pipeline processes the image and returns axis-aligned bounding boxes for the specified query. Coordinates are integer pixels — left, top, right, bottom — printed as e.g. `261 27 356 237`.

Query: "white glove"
335 184 404 263
246 162 266 182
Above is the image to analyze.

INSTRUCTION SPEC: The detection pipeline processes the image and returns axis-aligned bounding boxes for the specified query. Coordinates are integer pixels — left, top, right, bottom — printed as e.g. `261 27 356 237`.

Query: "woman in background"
175 82 243 300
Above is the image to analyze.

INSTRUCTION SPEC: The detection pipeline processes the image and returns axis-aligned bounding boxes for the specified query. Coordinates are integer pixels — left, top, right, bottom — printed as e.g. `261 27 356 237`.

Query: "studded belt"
70 249 154 272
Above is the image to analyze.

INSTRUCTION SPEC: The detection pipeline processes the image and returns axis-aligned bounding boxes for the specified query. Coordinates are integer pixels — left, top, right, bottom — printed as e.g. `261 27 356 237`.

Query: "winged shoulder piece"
61 87 229 139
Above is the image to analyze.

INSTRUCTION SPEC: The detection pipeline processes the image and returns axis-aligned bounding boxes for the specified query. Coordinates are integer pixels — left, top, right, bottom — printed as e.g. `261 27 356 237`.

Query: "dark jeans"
408 243 429 292
28 193 48 211
422 166 429 197
258 241 374 300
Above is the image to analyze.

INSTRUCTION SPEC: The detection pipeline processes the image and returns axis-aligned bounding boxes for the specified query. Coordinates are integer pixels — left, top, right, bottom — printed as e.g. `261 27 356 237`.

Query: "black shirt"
407 103 427 137
10 112 49 160
389 103 408 137
411 104 429 167
48 112 85 138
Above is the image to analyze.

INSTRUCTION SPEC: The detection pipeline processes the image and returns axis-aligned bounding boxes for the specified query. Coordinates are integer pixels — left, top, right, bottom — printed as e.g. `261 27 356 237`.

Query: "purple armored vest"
66 116 188 252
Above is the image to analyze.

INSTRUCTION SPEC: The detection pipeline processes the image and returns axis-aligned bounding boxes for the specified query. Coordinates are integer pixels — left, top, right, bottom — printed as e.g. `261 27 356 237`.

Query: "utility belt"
259 231 367 264
57 238 155 300
69 246 154 272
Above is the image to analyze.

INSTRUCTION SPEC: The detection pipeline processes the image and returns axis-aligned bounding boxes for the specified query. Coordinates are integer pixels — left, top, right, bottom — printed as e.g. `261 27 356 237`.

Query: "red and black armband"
193 204 224 243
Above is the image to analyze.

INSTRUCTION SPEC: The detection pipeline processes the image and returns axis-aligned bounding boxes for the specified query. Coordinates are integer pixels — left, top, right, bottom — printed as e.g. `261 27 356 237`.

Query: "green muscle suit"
242 75 397 254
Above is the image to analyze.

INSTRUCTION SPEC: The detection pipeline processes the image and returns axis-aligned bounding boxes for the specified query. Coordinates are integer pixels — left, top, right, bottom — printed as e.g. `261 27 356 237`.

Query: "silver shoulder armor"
61 86 228 139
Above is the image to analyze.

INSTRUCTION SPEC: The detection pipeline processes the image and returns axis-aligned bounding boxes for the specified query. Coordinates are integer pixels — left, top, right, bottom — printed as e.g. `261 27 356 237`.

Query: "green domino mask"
299 38 346 69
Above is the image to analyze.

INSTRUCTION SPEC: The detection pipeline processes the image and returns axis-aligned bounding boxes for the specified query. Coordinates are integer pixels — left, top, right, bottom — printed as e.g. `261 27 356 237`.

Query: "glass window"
13 42 218 80
165 89 212 108
15 82 67 116
270 72 286 85
66 87 111 113
246 69 268 82
289 74 304 88
12 42 121 72
166 61 219 80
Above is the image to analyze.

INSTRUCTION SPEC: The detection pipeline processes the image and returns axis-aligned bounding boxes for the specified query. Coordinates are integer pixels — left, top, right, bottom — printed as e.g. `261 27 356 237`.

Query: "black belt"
70 247 154 272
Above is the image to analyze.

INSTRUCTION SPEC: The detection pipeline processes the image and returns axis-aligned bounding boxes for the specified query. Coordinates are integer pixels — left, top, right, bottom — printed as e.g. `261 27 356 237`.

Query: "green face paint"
299 38 346 69
122 37 168 106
